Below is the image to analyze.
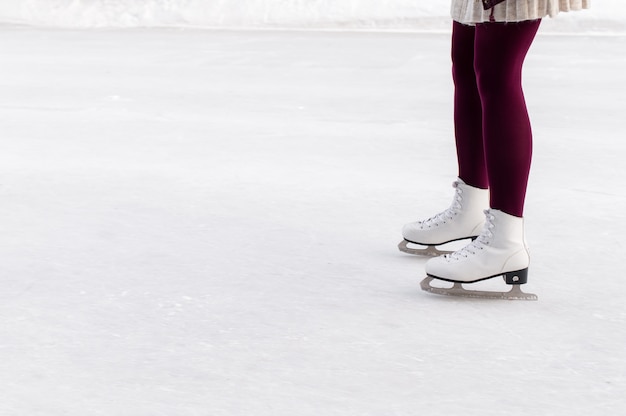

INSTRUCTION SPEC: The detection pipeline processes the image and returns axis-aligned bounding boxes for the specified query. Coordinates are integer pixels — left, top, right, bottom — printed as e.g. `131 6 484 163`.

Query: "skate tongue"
422 209 453 228
447 211 494 260
425 189 464 227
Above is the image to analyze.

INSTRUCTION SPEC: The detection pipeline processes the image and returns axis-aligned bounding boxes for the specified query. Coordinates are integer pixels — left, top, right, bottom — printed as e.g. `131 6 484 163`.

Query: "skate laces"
420 181 463 228
447 209 495 260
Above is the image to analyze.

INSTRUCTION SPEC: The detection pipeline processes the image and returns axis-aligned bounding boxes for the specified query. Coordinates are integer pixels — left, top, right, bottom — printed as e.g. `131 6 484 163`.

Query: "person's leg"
474 19 541 217
399 22 491 255
452 21 489 190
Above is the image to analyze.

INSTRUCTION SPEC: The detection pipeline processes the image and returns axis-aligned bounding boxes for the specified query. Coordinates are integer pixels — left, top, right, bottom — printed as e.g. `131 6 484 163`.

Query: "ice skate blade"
420 276 538 301
398 240 453 257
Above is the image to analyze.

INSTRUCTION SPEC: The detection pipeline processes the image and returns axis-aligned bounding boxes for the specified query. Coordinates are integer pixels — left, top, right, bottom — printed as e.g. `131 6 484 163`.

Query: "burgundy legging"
452 20 541 217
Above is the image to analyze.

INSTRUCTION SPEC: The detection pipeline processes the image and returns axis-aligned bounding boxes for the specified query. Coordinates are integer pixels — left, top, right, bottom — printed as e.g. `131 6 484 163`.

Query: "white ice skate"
399 179 489 256
421 209 537 300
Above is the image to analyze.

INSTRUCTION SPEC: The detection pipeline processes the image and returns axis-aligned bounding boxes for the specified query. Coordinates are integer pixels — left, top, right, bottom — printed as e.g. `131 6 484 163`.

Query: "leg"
399 23 490 255
452 21 488 190
474 20 541 217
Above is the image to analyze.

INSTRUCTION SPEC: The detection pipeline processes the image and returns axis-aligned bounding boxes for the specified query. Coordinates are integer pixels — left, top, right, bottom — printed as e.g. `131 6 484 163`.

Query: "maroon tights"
452 19 541 217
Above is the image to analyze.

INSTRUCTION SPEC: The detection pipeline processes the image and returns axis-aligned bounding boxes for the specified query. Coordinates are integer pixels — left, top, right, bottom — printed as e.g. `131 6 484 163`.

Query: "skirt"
451 0 590 24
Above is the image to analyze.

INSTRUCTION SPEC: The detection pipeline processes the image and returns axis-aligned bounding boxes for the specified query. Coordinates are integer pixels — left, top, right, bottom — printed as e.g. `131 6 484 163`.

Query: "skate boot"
421 209 537 300
399 179 489 256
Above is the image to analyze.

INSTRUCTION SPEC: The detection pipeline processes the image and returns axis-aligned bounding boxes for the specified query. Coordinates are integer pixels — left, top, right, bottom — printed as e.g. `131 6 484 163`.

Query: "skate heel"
504 268 528 285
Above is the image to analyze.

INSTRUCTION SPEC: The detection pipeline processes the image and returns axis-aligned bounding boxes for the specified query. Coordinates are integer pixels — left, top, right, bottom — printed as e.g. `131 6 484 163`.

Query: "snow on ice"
1 1 626 415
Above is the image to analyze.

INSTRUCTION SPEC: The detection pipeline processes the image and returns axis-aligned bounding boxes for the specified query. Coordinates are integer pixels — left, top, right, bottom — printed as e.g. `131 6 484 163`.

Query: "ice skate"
421 209 537 300
399 179 489 256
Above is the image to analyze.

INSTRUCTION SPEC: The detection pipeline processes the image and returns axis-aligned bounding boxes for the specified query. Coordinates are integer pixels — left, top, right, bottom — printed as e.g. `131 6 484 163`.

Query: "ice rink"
1 23 625 415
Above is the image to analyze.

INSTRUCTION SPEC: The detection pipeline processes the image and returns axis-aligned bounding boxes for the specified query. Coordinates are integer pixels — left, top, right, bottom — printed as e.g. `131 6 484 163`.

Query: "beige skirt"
451 0 590 24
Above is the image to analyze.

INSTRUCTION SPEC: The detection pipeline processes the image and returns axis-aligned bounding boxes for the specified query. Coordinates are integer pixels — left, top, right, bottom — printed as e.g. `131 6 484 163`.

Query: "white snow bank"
0 0 624 32
0 1 448 30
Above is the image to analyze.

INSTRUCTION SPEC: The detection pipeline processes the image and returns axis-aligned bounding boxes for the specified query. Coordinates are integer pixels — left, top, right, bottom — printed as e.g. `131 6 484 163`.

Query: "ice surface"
1 24 626 415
